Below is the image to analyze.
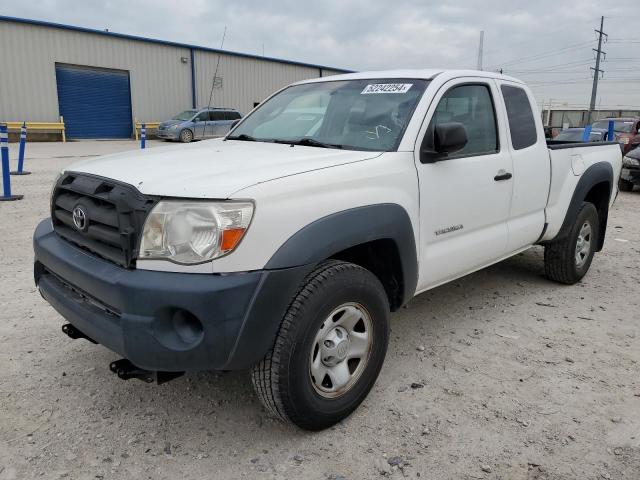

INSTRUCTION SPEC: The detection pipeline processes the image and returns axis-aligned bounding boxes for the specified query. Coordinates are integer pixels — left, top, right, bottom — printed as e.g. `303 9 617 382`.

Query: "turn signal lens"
221 228 247 252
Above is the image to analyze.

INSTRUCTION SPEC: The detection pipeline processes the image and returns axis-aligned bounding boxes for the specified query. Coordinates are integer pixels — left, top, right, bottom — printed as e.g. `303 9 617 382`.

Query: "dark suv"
620 146 640 192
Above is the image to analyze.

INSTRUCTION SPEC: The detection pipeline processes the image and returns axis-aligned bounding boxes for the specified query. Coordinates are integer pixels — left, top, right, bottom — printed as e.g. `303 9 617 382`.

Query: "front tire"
251 260 390 430
179 129 193 143
618 178 634 192
544 202 599 284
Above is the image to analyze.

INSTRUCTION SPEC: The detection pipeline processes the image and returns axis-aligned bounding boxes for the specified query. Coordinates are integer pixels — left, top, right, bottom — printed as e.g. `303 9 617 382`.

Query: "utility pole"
588 16 607 124
477 31 484 70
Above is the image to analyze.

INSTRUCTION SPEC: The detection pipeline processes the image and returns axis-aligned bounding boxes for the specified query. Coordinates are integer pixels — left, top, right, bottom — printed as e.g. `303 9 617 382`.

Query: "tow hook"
109 359 184 385
61 323 97 344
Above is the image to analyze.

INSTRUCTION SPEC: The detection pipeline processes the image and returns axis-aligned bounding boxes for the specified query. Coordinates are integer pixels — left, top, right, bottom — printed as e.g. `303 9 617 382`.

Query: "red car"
592 117 640 154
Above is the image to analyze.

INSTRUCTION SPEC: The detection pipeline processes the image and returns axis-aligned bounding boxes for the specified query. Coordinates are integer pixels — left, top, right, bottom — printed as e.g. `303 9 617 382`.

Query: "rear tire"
179 129 193 143
251 260 390 431
544 202 599 285
618 178 634 192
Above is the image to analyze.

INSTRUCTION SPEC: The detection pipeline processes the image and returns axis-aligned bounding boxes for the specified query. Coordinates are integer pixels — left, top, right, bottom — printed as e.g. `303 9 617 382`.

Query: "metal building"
0 16 350 139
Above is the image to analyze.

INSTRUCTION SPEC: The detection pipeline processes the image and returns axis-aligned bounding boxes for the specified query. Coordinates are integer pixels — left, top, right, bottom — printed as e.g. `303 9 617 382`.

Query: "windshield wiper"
225 133 256 142
288 138 343 149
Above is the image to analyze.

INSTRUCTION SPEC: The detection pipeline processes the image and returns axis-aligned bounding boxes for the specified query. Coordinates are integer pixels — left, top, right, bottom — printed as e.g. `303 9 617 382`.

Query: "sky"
2 0 639 110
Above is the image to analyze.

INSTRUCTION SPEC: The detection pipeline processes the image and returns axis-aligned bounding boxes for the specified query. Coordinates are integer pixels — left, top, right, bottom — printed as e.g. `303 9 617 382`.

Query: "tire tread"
544 202 598 284
251 260 359 424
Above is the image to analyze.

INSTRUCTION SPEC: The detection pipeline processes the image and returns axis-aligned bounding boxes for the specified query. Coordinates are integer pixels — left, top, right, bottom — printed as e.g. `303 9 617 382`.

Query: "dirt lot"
1 141 639 480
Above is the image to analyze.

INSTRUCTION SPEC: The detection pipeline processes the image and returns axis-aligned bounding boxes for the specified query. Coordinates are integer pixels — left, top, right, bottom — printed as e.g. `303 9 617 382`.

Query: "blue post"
607 120 615 142
141 123 146 149
0 124 23 201
581 124 593 142
11 122 30 175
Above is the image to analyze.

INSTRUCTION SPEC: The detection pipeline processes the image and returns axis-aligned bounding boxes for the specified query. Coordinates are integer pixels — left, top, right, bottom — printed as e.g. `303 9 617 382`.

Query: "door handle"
494 170 512 181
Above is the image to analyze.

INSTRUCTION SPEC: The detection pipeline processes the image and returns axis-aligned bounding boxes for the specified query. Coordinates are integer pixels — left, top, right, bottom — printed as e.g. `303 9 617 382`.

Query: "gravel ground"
1 141 639 480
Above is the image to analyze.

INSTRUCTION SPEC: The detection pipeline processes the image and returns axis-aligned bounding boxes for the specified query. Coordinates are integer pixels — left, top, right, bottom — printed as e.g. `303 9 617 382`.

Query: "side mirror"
192 117 199 123
420 122 468 163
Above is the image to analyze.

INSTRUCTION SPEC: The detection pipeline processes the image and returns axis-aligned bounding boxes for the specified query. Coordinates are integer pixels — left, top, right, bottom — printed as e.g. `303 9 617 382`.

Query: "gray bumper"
33 219 312 372
156 129 178 139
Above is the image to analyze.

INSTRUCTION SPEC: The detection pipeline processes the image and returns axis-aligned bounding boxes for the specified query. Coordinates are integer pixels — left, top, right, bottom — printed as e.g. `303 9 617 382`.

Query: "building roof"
0 15 353 73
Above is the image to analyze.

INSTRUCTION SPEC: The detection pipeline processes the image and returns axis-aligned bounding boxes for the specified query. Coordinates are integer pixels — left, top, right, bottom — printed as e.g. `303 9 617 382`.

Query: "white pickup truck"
34 69 622 430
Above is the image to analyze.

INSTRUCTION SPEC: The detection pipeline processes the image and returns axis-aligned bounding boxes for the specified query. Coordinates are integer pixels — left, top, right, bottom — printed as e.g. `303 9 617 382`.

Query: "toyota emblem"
72 205 88 231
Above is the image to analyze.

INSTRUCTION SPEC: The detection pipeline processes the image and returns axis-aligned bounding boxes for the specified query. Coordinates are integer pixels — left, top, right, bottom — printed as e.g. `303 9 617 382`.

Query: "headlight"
170 124 180 130
623 156 640 167
620 137 630 145
139 200 254 264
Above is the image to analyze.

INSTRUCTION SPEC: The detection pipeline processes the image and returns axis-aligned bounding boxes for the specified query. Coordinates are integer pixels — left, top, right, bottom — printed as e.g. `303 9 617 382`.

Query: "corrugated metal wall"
0 21 192 123
194 51 320 115
0 19 350 129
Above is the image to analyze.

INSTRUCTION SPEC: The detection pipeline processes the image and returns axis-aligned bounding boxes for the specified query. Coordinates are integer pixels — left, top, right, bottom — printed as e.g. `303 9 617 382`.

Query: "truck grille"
51 172 158 268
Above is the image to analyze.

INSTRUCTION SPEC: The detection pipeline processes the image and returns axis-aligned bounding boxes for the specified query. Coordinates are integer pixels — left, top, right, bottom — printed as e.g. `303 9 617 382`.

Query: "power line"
488 41 595 69
505 59 593 73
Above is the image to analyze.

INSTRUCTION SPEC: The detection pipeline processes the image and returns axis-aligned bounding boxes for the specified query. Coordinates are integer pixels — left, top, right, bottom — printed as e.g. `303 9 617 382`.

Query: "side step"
109 359 184 385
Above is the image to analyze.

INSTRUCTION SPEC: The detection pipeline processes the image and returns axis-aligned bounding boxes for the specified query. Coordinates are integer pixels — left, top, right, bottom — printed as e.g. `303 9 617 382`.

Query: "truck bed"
541 141 622 242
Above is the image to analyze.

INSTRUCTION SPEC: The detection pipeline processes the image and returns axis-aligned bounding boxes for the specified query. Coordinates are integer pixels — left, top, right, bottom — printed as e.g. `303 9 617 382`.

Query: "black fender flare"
553 162 613 251
265 203 418 306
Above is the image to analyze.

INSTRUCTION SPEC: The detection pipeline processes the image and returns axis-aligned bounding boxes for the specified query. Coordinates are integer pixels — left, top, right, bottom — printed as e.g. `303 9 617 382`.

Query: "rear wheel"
619 178 634 192
179 129 193 143
544 202 599 284
251 260 390 430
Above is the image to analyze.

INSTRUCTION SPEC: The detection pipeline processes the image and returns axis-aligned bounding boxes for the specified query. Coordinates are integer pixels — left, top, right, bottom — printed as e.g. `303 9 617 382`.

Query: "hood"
67 139 381 199
159 119 187 128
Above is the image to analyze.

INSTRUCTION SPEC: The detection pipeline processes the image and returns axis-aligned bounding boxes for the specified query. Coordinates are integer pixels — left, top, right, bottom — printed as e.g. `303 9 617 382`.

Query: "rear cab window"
501 85 538 150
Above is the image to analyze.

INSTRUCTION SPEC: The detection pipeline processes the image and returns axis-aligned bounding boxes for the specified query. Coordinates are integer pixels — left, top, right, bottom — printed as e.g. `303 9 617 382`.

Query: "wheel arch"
265 204 418 311
552 162 613 251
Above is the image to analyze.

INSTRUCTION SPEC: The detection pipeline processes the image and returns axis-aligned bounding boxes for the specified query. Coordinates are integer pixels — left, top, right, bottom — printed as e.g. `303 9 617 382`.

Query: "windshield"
172 110 197 121
228 79 429 151
555 130 604 142
592 120 634 133
555 130 584 142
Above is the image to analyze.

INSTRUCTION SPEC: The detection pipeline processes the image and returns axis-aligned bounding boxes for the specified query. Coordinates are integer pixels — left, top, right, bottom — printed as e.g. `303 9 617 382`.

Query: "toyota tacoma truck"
34 70 622 430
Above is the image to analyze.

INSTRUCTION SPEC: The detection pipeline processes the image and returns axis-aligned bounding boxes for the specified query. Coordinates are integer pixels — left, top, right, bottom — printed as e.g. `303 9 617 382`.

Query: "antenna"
203 26 227 138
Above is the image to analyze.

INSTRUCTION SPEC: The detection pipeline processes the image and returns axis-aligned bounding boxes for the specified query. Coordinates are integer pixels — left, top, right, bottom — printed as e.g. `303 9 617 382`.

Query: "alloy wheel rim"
309 302 373 398
575 221 592 267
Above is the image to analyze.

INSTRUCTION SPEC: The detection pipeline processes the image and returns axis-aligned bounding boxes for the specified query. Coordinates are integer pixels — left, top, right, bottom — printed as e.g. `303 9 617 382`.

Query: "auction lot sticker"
361 83 413 94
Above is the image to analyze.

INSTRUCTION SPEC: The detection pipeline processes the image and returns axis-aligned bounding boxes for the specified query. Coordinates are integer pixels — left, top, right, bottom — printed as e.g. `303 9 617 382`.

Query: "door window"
501 85 538 150
210 111 226 121
424 84 498 157
195 111 210 122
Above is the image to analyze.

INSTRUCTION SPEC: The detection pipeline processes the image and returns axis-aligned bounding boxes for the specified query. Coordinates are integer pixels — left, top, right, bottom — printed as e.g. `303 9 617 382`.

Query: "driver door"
414 79 513 291
193 111 208 138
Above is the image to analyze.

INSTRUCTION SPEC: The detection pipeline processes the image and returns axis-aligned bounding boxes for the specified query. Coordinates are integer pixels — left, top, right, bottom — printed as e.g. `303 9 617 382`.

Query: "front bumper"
621 166 640 183
156 129 179 140
33 219 311 372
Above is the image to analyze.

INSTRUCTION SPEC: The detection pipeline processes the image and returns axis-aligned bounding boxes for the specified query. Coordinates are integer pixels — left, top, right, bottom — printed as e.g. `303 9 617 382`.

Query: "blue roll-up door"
55 64 133 139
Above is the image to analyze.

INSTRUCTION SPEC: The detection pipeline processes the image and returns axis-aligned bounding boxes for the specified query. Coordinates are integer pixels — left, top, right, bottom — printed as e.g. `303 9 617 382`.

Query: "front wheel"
251 260 390 430
179 129 193 143
544 202 599 284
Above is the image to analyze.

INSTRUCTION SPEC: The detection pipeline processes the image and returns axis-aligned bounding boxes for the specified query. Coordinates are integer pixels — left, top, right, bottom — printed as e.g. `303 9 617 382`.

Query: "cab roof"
296 69 524 85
